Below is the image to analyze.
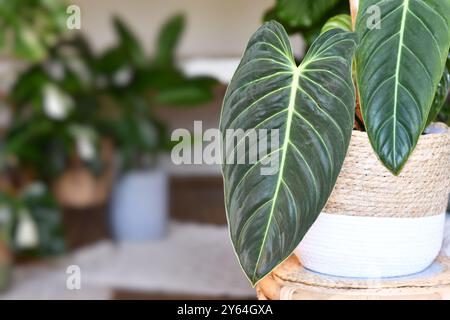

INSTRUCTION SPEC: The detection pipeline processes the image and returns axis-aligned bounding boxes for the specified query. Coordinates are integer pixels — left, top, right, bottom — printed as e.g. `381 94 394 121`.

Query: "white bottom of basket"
295 212 446 278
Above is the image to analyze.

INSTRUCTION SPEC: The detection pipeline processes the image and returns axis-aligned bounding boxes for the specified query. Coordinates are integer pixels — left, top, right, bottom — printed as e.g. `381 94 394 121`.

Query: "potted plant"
2 12 217 241
3 34 113 209
220 0 450 285
102 15 217 241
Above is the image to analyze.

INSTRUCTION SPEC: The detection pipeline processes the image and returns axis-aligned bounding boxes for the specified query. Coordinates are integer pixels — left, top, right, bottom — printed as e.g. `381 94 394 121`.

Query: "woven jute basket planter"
295 125 450 278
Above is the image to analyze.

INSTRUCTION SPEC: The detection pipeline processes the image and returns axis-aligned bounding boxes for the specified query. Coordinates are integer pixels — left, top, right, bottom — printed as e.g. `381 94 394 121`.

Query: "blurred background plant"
0 0 67 62
435 53 450 126
0 0 217 270
263 0 350 50
4 13 217 185
0 183 64 257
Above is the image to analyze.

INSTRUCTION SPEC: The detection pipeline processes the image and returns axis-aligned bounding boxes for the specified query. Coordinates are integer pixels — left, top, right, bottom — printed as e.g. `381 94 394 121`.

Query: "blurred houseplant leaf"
0 183 65 257
431 52 450 125
14 183 65 257
149 14 218 107
426 55 449 126
355 0 450 174
154 84 214 106
275 0 342 28
14 26 47 62
154 76 217 106
0 0 67 62
437 99 450 125
220 22 357 285
154 14 185 66
264 0 350 48
113 16 147 67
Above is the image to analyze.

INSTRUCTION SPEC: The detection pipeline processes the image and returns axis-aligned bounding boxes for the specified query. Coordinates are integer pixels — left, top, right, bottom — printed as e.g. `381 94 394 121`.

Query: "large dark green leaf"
355 0 450 174
220 22 357 285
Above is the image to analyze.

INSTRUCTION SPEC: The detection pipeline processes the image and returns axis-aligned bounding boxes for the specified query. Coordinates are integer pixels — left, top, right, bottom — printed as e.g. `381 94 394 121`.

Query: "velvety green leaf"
220 22 357 285
154 15 185 66
355 0 450 174
275 0 341 28
321 14 352 34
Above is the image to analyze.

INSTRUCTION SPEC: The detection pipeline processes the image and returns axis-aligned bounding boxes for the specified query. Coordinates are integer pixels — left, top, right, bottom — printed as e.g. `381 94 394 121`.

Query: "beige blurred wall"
72 0 274 58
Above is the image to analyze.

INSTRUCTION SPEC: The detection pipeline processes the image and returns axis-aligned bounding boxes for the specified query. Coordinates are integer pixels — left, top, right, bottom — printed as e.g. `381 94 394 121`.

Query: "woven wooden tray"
256 255 450 300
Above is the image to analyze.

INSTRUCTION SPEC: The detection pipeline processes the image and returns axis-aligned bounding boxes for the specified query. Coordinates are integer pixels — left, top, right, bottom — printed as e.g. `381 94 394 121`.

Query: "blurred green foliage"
435 53 450 126
0 0 67 62
0 183 65 257
1 11 217 255
264 0 350 50
427 53 449 126
3 14 217 180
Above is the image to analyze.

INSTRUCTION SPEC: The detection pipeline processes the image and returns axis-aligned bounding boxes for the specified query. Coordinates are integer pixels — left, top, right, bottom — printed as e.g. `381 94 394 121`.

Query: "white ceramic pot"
295 129 450 278
295 213 445 278
111 169 168 241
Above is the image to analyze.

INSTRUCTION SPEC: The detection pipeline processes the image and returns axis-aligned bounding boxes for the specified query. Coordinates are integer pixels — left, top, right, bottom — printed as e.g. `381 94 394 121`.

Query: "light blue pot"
111 169 168 241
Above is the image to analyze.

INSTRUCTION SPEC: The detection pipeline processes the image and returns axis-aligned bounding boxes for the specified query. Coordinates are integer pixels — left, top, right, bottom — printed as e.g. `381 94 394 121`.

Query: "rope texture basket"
324 126 450 218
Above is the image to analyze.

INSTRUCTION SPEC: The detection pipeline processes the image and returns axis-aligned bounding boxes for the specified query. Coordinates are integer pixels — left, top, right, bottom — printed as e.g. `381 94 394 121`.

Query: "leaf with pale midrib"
355 0 450 174
220 21 357 285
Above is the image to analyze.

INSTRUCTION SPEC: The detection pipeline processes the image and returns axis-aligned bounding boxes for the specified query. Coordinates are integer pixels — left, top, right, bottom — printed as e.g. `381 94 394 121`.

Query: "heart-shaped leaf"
220 21 357 285
355 0 450 174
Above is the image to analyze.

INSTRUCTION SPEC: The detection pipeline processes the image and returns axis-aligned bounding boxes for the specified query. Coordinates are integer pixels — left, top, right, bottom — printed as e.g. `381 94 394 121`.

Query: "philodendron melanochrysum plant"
220 0 450 286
